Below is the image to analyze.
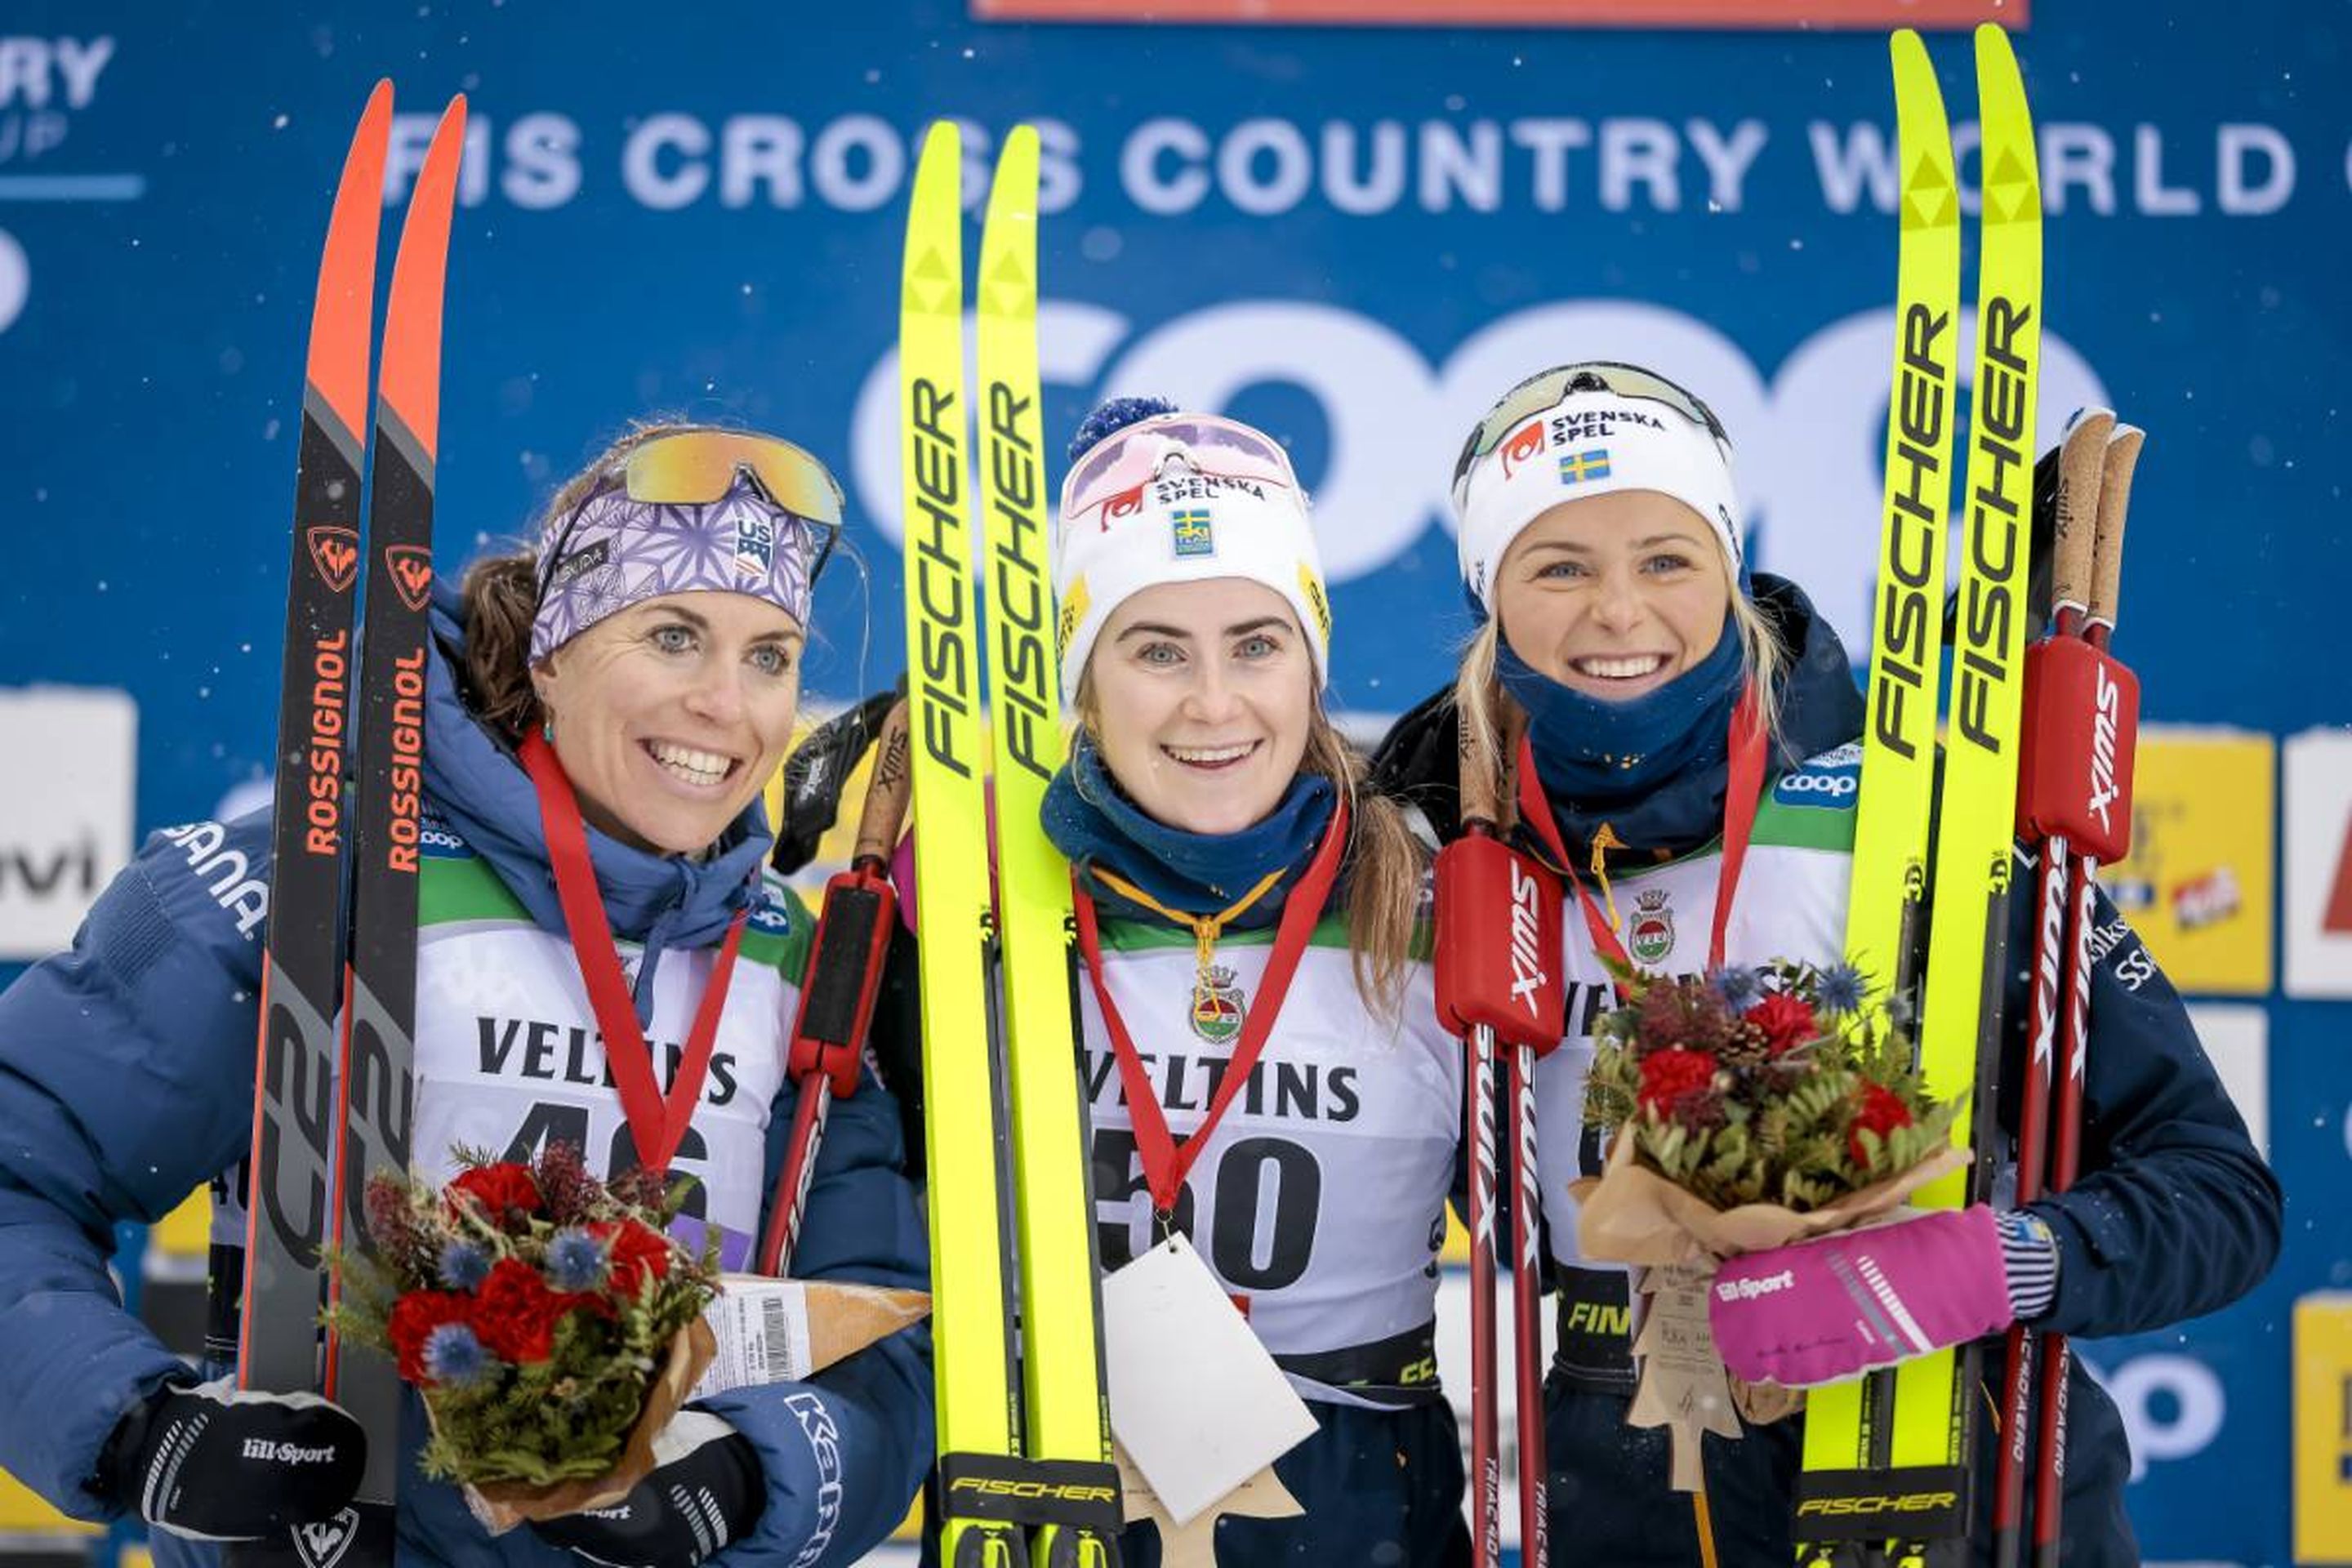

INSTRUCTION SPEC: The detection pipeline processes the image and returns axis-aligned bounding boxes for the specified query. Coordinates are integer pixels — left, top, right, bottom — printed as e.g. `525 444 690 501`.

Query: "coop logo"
848 296 2109 663
1775 760 1860 808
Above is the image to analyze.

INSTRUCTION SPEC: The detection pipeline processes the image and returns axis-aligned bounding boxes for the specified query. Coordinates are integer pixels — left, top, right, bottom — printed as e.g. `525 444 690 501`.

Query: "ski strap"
520 732 748 1175
1515 679 1765 974
1071 797 1349 1218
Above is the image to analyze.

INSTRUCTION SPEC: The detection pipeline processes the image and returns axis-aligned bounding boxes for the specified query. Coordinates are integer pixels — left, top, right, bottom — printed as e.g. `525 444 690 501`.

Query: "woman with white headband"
0 425 932 1568
1042 397 1468 1565
1373 364 2277 1564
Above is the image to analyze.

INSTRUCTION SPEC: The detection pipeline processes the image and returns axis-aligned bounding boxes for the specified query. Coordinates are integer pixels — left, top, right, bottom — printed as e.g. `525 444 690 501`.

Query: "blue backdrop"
0 3 2343 1561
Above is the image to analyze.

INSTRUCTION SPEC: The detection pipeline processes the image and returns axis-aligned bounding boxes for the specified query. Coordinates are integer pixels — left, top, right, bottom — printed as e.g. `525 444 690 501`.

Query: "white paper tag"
1101 1233 1318 1529
690 1276 813 1400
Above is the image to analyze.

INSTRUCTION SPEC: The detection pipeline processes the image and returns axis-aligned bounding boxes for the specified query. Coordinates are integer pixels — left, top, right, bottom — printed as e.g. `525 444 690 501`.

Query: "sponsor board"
0 686 135 959
2285 729 2352 998
2102 726 2274 996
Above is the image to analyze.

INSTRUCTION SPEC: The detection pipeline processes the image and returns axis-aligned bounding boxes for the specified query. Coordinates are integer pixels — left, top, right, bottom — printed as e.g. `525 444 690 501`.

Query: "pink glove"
1706 1205 2015 1388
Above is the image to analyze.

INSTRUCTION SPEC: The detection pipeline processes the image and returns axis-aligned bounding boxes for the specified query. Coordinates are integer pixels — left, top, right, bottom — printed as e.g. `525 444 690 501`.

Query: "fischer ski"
234 83 466 1568
900 120 1121 1566
1797 22 2041 1566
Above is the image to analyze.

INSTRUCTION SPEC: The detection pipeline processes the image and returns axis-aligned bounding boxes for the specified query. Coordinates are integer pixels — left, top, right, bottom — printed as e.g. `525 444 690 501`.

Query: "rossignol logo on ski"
306 524 360 592
1189 964 1245 1044
301 626 352 858
1628 888 1674 964
385 646 425 873
384 543 434 612
1508 858 1548 1017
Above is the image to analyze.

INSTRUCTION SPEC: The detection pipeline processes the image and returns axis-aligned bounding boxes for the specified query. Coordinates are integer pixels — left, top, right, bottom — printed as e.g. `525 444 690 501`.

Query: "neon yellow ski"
1797 25 1963 1541
1797 25 2040 1564
901 120 1026 1567
977 125 1120 1568
904 120 1124 1564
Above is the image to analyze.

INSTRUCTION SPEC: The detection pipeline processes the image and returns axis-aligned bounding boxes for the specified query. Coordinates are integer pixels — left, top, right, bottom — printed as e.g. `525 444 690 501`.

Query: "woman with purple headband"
0 425 933 1568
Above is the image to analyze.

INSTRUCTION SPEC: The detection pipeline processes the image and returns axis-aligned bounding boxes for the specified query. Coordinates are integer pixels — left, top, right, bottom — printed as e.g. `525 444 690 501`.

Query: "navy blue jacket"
0 590 933 1566
1373 577 2281 1565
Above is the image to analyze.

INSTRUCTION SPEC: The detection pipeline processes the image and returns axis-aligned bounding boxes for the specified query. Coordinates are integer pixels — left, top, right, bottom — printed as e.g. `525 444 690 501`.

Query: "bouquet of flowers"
1570 959 1965 1484
1581 957 1962 1226
327 1142 724 1529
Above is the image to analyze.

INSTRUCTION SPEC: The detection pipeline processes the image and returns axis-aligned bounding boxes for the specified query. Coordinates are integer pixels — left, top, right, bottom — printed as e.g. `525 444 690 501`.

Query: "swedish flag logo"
1559 448 1611 486
1171 508 1214 557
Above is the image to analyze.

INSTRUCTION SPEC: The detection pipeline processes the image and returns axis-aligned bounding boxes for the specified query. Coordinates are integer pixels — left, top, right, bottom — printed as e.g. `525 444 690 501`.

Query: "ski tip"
377 93 469 461
306 82 399 457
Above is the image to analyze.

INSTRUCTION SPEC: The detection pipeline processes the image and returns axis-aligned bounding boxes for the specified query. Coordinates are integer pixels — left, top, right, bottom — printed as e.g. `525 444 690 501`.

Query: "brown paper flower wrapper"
1567 1131 1969 1488
452 1315 719 1535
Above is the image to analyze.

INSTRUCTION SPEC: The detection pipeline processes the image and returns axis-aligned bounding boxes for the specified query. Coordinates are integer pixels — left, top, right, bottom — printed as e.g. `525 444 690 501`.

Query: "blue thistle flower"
546 1227 609 1293
1708 964 1762 1013
437 1239 491 1292
423 1322 489 1388
1815 963 1868 1018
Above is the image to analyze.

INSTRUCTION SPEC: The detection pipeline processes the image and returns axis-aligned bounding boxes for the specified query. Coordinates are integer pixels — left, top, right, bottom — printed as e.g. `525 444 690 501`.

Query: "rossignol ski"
1796 23 2040 1566
234 83 466 1568
900 121 1121 1566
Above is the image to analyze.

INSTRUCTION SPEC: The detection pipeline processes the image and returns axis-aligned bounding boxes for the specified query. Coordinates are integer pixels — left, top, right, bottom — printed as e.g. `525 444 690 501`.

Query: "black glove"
532 1412 764 1568
100 1377 365 1542
772 684 903 875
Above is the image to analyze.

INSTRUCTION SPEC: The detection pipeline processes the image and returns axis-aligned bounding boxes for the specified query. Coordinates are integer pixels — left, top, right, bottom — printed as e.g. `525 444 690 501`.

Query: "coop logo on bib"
1189 964 1245 1044
1629 888 1676 964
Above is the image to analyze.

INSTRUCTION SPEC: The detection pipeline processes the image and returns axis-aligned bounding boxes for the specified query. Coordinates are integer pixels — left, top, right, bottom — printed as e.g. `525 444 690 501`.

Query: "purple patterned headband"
529 474 830 662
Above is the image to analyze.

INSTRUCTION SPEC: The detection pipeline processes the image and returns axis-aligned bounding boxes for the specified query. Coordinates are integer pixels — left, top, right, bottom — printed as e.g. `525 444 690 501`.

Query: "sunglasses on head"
1450 362 1731 498
1059 412 1301 522
538 430 844 600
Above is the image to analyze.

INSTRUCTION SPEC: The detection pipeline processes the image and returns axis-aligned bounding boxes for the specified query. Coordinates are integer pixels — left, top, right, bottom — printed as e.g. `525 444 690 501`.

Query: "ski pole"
2028 426 2141 1568
1437 696 1562 1568
759 700 912 1276
1992 408 2114 1568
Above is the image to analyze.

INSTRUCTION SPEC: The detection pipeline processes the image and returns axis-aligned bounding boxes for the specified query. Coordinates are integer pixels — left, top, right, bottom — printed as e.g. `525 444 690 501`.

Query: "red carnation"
1637 1049 1720 1118
469 1258 577 1364
1847 1082 1917 1166
1744 993 1820 1058
386 1290 476 1383
589 1219 675 1298
446 1163 544 1230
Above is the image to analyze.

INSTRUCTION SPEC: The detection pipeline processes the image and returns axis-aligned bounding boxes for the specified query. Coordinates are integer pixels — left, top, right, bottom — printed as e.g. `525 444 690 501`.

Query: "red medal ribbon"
1071 797 1351 1218
520 732 747 1176
1515 679 1766 975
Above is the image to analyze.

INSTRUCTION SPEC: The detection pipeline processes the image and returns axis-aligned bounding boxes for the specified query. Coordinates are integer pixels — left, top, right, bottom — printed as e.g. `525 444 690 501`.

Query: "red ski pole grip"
786 866 898 1098
2016 638 2140 862
1435 834 1566 1052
